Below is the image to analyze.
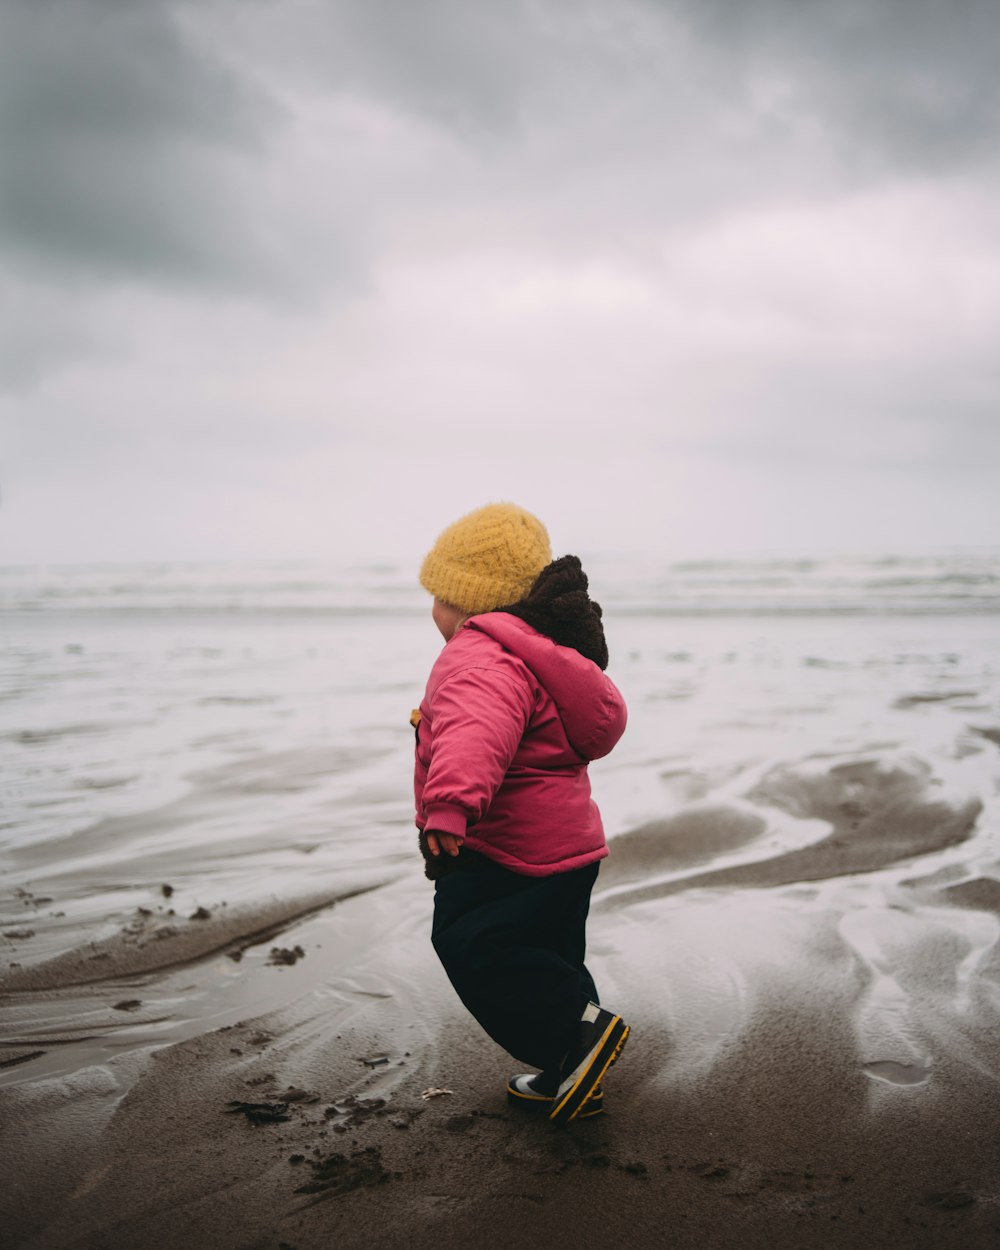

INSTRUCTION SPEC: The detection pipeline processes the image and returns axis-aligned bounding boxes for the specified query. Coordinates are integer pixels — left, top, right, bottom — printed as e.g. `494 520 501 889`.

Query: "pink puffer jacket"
413 612 627 876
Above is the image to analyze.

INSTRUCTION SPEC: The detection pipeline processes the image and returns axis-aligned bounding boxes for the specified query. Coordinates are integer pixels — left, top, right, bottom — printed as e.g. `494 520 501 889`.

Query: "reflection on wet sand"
2 608 1000 1247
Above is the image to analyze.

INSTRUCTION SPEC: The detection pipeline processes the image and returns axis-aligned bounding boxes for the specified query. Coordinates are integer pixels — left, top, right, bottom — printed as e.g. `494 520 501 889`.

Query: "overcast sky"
2 0 998 565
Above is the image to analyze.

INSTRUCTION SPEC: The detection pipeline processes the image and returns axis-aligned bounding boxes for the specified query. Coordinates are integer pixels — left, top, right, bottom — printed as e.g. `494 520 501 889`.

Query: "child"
413 502 629 1124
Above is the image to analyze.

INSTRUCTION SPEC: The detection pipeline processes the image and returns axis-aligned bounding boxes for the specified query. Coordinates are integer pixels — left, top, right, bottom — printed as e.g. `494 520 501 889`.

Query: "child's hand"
425 830 462 858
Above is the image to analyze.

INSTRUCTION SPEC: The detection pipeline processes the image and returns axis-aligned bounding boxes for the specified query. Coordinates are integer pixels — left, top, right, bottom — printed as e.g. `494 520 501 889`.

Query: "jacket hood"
466 610 626 761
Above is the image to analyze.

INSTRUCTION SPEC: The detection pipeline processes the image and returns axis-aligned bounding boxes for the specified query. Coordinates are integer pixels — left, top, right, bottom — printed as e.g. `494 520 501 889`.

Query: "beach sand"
4 755 1000 1250
3 597 1000 1248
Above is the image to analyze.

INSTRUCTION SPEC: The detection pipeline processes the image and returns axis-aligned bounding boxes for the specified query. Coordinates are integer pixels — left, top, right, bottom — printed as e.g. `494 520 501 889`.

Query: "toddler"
413 502 629 1124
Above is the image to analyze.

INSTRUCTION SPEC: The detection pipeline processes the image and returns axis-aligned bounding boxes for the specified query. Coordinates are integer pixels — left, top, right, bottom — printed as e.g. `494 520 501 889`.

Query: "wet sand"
4 749 1000 1250
3 608 1000 1248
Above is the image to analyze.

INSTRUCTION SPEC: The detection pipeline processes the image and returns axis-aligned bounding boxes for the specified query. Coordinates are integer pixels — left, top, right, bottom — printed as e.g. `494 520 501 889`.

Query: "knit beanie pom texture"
420 503 552 616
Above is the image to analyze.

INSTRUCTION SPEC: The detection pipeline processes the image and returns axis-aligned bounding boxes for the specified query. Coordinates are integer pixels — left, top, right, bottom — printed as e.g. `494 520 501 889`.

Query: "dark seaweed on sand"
268 944 305 965
294 1146 391 1198
224 1100 291 1124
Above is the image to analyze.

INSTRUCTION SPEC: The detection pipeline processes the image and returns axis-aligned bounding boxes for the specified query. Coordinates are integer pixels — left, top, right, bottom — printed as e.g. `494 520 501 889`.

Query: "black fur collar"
499 554 609 671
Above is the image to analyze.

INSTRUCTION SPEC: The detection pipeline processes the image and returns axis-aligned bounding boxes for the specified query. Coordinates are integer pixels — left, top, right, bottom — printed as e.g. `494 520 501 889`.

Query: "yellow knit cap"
420 503 552 615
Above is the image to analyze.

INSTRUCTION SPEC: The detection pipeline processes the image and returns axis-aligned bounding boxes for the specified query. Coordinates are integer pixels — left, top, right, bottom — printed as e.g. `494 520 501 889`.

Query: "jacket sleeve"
421 664 534 839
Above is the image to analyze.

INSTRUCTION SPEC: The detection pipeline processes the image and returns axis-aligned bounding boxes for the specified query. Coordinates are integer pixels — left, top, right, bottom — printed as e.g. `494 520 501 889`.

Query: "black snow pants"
431 848 599 1073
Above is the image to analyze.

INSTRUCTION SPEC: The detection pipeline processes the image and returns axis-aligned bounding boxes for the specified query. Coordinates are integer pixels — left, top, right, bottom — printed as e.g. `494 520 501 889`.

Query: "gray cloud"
5 0 997 301
2 0 998 560
0 0 286 286
0 277 107 389
662 0 1000 173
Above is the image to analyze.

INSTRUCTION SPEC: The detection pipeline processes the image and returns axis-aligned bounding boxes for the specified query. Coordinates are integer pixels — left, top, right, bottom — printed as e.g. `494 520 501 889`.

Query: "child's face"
432 598 466 641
